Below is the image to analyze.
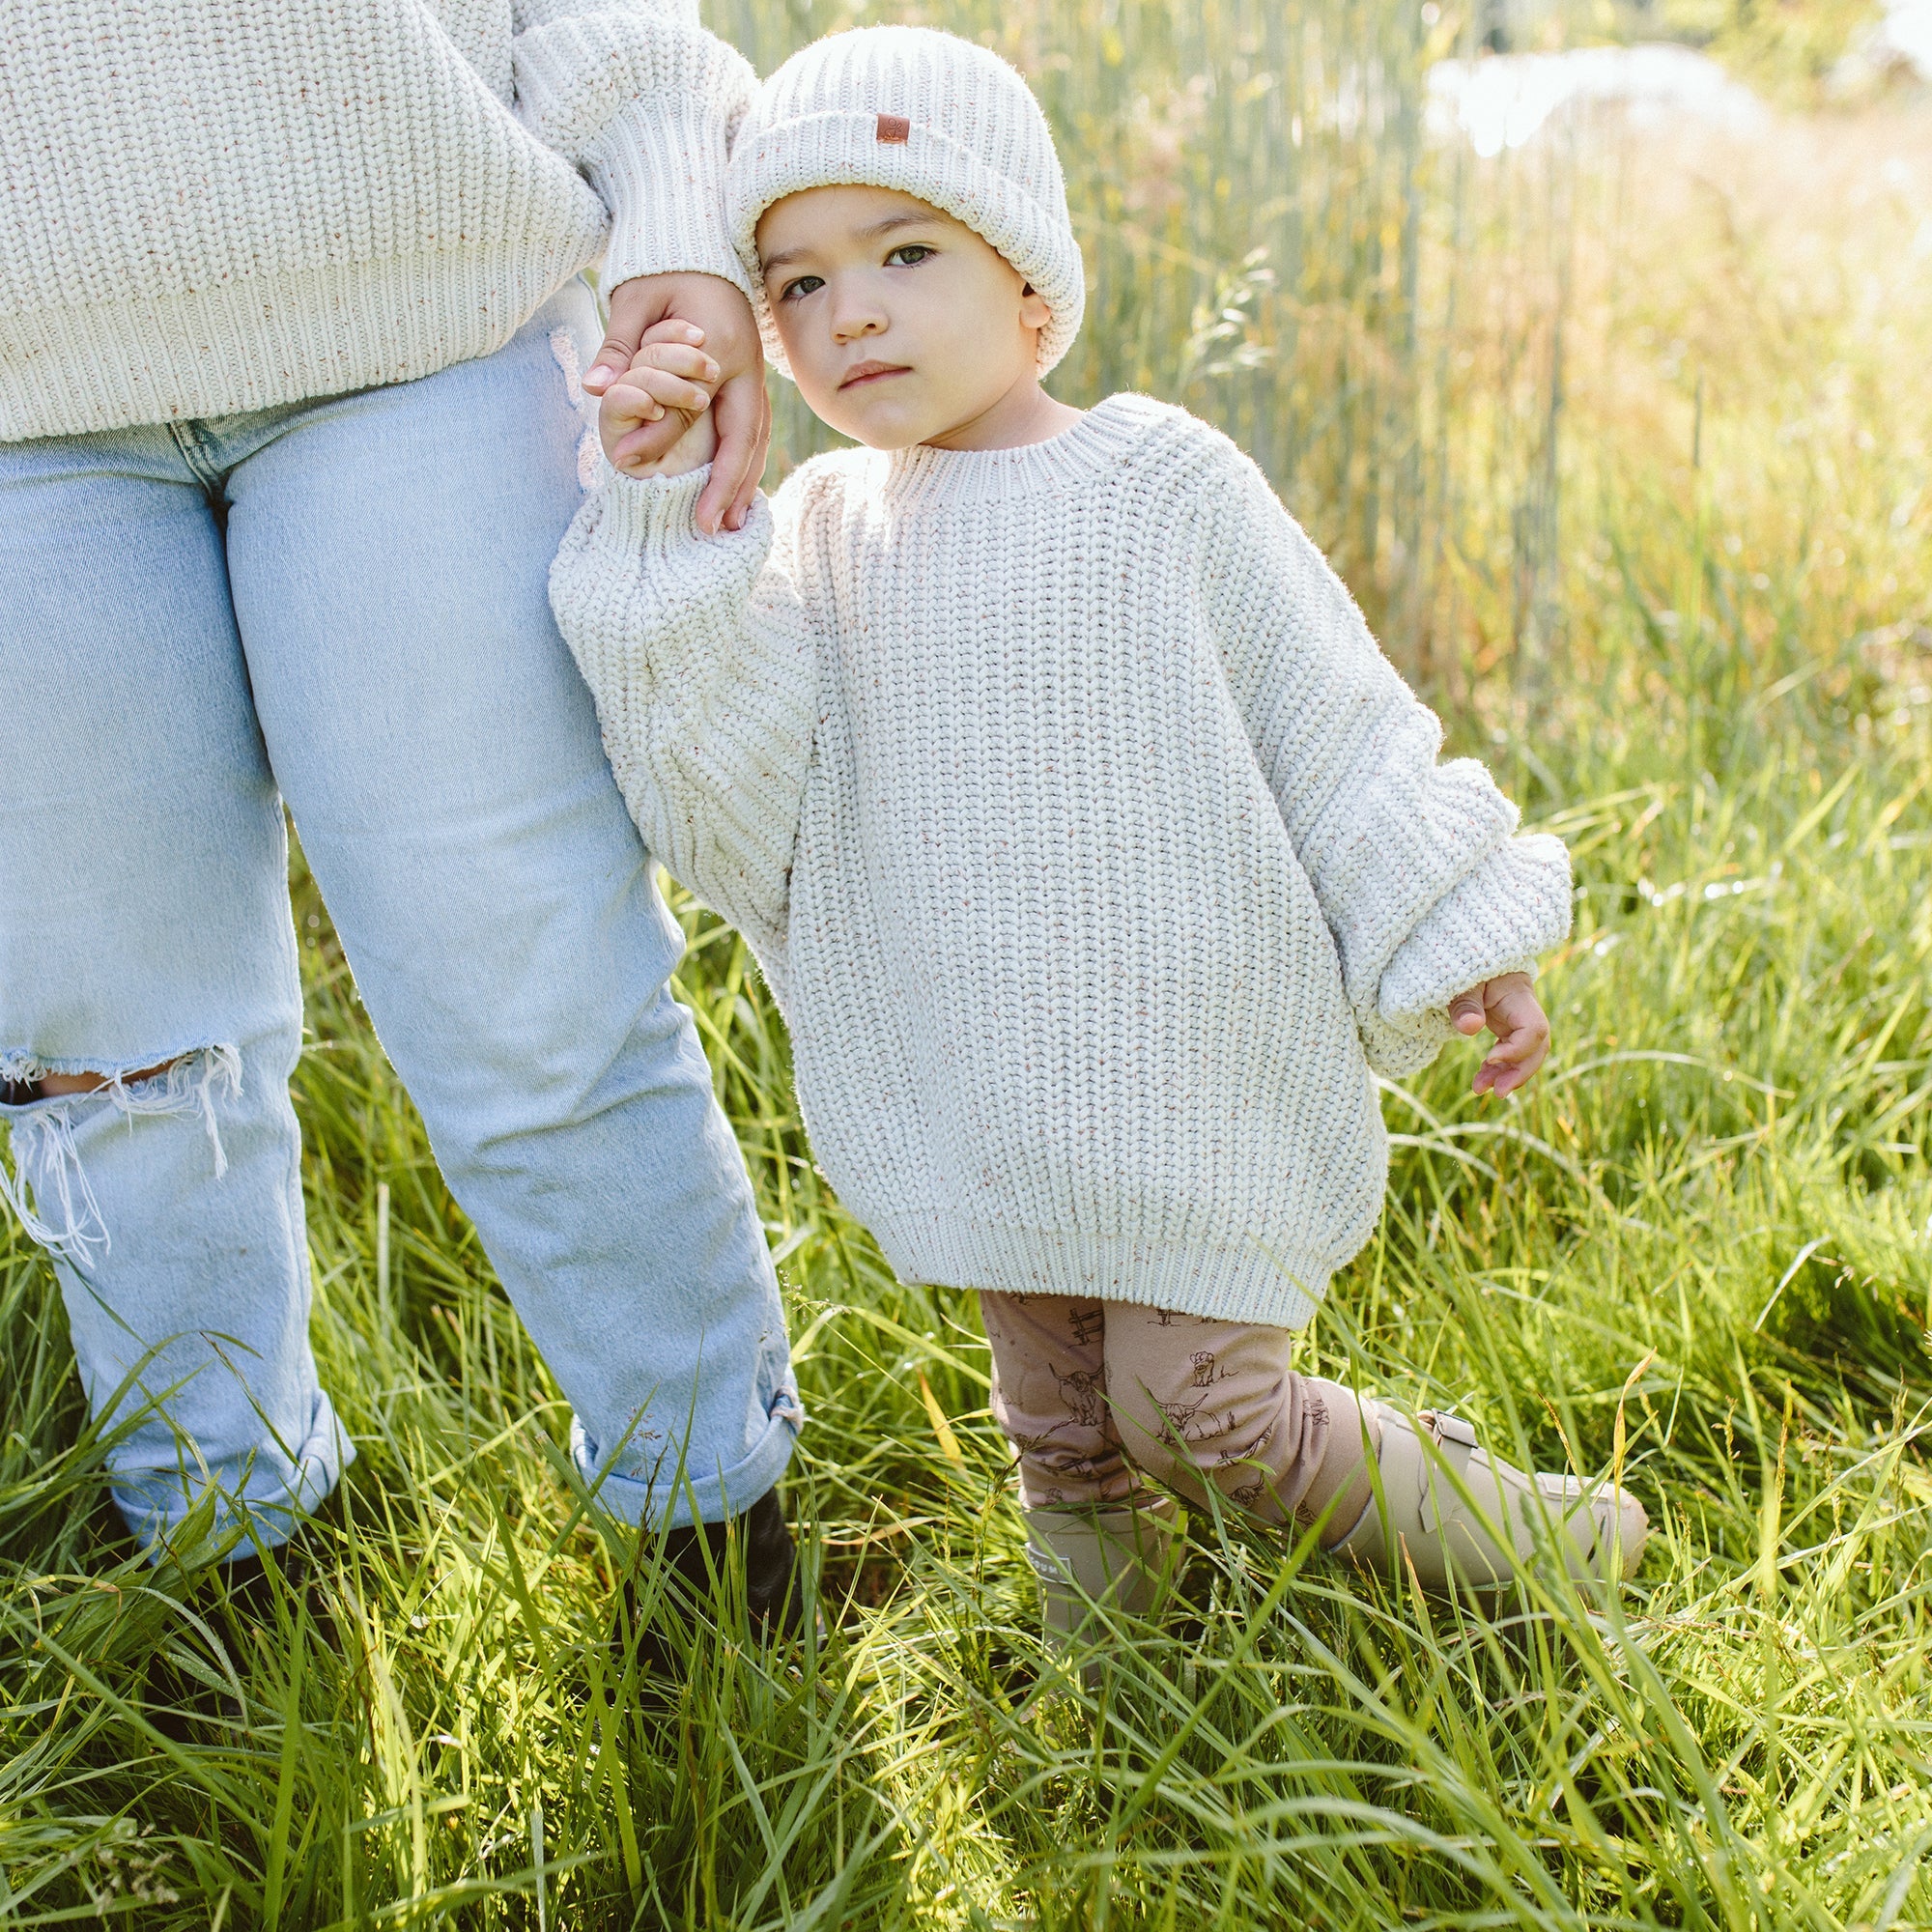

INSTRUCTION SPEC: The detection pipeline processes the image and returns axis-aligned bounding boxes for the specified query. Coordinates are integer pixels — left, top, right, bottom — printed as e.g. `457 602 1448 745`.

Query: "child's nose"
832 301 888 343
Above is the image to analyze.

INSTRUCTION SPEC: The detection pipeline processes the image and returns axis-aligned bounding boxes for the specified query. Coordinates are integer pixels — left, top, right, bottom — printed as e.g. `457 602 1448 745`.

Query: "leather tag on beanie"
875 113 911 143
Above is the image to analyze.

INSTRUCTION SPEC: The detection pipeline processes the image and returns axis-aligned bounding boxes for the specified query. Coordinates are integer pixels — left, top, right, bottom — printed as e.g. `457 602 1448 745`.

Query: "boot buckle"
1420 1409 1480 1449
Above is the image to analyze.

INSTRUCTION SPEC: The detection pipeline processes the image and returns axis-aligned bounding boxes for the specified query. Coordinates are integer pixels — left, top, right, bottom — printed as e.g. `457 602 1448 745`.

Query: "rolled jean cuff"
571 1389 803 1531
126 1384 355 1565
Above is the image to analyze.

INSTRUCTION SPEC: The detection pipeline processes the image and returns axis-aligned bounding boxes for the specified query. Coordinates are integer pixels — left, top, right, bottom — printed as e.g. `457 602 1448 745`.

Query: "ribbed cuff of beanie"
592 100 753 298
1377 833 1573 1023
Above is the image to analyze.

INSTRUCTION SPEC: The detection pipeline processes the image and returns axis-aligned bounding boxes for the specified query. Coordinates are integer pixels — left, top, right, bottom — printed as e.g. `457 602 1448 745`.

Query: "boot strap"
1415 1410 1481 1534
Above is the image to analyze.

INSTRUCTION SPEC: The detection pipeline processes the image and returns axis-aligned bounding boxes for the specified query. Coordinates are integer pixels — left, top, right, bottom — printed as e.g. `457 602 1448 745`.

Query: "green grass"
5 24 1932 1932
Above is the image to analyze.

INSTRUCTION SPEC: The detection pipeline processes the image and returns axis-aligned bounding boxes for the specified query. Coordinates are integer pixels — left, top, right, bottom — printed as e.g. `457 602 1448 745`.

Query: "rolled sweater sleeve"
549 469 820 987
513 1 755 295
1197 440 1572 1078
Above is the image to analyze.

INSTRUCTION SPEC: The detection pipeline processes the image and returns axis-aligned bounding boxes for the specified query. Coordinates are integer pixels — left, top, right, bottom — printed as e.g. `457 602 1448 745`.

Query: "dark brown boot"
627 1488 809 1671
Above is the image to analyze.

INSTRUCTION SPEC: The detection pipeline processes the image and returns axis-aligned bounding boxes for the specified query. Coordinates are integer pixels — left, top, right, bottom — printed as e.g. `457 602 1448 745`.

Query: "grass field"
3 11 1932 1929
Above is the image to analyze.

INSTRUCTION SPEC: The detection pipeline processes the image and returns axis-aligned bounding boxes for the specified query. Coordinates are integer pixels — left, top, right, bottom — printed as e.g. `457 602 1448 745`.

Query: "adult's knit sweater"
0 0 757 440
552 394 1573 1328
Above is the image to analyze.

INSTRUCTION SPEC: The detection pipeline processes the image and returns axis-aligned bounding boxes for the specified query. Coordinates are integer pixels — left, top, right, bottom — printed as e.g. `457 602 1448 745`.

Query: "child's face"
755 185 1055 449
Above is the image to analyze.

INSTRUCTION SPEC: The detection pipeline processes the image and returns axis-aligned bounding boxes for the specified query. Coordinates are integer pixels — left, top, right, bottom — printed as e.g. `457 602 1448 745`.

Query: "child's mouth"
840 361 911 389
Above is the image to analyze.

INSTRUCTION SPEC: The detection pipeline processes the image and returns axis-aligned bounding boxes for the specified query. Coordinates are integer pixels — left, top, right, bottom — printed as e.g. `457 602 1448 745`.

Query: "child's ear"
1018 281 1054 331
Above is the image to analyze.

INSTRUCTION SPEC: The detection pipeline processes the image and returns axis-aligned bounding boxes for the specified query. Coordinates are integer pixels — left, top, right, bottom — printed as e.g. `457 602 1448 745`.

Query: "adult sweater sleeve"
1198 441 1573 1078
549 468 820 985
512 0 755 296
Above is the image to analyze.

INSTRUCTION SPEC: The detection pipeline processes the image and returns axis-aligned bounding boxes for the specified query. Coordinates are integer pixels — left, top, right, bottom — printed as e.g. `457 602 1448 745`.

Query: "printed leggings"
980 1291 1378 1538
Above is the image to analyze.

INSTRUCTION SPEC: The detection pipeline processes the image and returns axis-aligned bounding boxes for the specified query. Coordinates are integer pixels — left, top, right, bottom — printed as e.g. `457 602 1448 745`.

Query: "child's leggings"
980 1291 1379 1541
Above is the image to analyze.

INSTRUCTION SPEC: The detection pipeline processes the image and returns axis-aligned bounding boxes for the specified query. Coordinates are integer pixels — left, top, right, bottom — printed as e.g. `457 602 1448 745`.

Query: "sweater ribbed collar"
878 392 1170 508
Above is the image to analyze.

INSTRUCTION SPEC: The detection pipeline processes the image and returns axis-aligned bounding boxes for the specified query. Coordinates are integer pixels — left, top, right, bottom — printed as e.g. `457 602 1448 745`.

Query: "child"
552 26 1646 1634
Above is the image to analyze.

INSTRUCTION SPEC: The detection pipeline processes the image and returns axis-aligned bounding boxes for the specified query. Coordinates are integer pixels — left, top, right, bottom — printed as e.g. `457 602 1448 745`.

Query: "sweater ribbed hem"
0 240 602 441
869 1211 1329 1330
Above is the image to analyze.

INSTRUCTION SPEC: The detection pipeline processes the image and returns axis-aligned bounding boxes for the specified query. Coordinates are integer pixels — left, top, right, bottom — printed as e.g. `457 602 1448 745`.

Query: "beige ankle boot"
1329 1408 1647 1592
1021 1496 1179 1650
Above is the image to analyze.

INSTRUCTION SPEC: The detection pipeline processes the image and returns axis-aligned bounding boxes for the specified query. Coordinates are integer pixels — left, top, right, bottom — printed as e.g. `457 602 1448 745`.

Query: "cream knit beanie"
725 27 1085 378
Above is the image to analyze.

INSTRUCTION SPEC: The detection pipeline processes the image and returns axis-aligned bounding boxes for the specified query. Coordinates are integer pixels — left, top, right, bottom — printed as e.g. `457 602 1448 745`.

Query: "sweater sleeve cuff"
1376 833 1574 1024
589 99 752 298
596 465 716 547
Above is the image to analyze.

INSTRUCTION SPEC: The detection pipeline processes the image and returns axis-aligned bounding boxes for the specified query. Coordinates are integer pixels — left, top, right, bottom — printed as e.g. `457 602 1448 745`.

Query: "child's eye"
885 244 935 268
777 273 825 303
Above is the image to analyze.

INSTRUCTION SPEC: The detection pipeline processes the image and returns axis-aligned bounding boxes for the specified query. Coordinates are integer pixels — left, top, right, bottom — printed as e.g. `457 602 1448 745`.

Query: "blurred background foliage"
715 0 1931 714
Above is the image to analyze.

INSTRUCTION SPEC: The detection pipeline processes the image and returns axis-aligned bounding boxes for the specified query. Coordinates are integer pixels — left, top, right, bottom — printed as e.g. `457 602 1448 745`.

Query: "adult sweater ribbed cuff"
591 99 754 298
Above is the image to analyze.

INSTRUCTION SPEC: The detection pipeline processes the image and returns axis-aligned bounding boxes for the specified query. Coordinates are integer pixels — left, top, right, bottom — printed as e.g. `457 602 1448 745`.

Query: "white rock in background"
1428 44 1768 156
1842 0 1932 85
1889 0 1932 77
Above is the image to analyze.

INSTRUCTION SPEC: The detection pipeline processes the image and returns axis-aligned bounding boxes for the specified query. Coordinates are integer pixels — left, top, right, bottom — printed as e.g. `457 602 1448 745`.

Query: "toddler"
552 27 1646 1634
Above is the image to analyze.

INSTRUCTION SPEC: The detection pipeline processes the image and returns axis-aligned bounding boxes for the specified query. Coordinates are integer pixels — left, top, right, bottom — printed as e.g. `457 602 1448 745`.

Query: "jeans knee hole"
0 1045 243 1263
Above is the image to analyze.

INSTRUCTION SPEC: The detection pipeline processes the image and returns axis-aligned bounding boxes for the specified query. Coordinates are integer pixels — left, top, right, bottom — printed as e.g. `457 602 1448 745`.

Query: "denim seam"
165 419 226 491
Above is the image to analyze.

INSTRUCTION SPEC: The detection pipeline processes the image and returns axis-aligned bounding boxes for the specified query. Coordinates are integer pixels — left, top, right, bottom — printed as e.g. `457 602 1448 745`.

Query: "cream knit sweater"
553 395 1572 1327
0 0 757 440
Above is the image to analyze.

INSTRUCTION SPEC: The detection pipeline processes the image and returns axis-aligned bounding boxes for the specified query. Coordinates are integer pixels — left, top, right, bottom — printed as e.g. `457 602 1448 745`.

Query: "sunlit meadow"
2 2 1930 1924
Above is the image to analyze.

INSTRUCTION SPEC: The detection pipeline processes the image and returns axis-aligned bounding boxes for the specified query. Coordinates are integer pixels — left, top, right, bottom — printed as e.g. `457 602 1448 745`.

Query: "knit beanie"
725 27 1085 379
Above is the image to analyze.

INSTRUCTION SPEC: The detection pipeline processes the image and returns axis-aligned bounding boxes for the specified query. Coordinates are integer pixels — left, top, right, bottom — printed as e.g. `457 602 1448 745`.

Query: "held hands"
597 318 721 481
1448 972 1550 1098
582 273 767 531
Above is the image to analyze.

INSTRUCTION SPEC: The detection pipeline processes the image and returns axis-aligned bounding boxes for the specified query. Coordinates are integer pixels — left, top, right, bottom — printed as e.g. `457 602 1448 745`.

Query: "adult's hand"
582 272 769 533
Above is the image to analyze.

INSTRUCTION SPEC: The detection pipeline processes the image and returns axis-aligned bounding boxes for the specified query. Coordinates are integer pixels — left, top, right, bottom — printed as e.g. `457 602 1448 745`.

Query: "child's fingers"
1472 1017 1550 1096
1476 1046 1547 1097
628 342 722 385
632 362 717 415
602 364 713 430
596 375 661 439
611 408 705 471
599 378 710 471
1448 987 1488 1036
1485 1024 1546 1068
610 406 717 479
639 318 707 350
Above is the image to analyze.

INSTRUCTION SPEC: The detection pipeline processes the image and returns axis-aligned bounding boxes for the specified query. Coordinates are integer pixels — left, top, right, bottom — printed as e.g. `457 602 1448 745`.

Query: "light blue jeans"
0 282 800 1558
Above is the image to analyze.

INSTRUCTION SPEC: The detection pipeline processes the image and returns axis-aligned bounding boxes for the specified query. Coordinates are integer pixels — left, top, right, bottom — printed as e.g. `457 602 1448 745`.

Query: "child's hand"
1448 972 1550 1098
600 320 722 480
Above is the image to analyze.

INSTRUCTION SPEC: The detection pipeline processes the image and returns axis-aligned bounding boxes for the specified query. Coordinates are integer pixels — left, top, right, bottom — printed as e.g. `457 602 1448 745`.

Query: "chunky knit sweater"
0 0 757 440
553 395 1573 1326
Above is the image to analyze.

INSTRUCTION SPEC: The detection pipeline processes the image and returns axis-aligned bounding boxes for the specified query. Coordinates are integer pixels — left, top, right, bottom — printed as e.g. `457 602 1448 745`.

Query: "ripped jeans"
0 282 801 1558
